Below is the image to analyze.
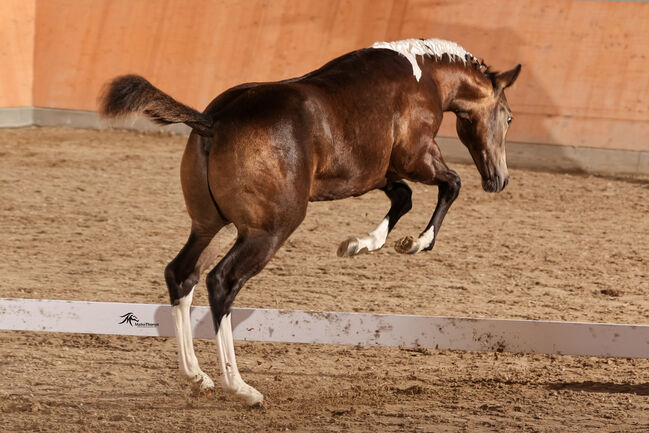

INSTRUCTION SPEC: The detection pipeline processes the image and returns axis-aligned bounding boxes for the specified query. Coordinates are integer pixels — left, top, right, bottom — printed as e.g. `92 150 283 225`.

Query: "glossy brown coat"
100 43 520 363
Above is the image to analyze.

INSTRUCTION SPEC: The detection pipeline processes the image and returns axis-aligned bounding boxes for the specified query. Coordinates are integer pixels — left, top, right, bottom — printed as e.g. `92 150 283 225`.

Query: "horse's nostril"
503 176 509 189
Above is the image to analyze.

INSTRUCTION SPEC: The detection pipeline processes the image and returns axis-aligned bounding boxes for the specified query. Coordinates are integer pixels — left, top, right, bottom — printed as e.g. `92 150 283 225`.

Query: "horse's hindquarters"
180 132 227 228
207 114 312 235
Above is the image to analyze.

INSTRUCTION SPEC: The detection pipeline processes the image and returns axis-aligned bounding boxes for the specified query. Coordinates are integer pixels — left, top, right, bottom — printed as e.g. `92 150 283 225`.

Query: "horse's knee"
445 172 461 199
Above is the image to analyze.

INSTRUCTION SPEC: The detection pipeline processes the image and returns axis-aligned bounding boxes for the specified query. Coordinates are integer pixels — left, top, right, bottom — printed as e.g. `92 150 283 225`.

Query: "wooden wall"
0 0 35 107
3 0 649 151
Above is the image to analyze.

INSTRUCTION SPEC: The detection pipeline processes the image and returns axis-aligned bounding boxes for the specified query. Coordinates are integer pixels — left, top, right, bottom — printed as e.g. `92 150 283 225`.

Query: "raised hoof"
337 237 369 257
394 236 420 254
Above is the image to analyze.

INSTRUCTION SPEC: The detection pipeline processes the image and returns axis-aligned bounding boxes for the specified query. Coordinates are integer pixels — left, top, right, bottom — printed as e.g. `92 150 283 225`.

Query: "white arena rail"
0 297 647 358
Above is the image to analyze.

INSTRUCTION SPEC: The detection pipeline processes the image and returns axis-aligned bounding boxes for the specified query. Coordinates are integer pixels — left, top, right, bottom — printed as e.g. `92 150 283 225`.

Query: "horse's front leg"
394 156 461 254
337 181 412 257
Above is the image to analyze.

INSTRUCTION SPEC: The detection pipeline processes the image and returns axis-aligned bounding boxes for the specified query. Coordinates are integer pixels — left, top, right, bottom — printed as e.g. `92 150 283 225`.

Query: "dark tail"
98 74 213 137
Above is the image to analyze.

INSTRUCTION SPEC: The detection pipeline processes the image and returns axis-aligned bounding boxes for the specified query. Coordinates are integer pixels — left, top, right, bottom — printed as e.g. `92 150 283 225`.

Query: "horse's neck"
427 61 490 112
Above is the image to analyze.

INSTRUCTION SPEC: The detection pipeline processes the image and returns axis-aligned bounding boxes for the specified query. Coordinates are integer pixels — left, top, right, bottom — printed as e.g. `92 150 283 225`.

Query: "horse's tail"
99 74 213 137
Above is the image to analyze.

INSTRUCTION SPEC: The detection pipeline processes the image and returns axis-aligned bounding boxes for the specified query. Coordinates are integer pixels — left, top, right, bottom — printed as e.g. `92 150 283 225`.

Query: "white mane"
371 38 474 82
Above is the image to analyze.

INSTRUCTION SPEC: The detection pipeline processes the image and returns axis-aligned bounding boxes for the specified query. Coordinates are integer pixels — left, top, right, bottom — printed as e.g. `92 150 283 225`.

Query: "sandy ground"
1 127 648 432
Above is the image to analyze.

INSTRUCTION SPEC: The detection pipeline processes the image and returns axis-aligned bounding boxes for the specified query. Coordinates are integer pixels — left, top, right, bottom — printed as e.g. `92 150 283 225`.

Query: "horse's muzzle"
482 173 509 193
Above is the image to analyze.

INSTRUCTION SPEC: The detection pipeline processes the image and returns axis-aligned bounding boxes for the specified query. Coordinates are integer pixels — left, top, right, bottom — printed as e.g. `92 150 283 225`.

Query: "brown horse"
100 38 520 406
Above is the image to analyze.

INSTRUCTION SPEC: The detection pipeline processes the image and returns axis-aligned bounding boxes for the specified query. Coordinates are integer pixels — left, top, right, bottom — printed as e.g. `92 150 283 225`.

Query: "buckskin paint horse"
100 38 521 406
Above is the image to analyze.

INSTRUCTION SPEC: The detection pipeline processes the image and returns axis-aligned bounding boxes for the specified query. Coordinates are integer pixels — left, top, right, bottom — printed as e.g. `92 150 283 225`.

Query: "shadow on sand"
548 381 649 396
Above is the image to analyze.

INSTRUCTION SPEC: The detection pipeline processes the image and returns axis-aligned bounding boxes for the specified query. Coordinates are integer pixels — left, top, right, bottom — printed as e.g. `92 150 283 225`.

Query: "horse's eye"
507 116 513 124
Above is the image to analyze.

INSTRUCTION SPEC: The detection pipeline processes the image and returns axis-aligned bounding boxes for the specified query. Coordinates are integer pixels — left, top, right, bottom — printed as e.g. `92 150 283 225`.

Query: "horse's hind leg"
206 229 290 406
338 181 412 256
165 132 229 392
165 225 225 392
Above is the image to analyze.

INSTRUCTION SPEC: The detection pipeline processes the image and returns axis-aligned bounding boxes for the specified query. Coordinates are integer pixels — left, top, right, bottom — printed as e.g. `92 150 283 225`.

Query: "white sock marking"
356 217 390 252
216 314 263 405
172 288 214 389
419 227 435 250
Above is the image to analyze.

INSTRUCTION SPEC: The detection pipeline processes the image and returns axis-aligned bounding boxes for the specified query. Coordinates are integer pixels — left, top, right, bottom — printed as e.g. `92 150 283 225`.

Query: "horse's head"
454 64 521 193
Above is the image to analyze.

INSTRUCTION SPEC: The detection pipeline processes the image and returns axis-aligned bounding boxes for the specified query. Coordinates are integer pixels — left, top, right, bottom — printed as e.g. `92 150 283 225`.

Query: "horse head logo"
118 312 140 326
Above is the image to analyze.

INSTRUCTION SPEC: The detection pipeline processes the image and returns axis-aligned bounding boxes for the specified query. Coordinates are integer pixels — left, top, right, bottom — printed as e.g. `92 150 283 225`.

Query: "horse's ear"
493 64 521 93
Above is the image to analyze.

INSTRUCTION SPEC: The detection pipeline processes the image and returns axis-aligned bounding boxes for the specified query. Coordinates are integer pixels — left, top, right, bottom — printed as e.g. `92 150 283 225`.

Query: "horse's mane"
371 38 489 82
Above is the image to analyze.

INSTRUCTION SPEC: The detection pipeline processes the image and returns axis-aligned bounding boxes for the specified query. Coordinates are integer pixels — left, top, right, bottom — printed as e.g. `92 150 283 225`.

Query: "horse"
99 38 521 406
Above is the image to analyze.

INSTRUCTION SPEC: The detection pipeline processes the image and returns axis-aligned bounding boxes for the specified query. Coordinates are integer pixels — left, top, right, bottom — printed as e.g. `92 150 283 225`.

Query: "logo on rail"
118 312 159 328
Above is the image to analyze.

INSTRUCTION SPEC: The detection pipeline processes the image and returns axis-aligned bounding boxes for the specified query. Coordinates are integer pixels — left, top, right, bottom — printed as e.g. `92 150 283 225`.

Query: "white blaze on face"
216 313 263 406
371 38 473 81
172 288 214 389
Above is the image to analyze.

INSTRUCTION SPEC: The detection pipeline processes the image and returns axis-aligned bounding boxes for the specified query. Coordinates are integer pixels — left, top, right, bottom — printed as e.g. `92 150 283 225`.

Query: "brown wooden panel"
27 0 649 151
407 0 649 151
0 0 35 107
32 0 394 111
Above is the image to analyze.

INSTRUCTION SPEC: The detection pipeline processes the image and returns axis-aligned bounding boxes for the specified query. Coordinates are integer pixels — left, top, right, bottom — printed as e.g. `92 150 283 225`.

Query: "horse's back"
202 48 432 214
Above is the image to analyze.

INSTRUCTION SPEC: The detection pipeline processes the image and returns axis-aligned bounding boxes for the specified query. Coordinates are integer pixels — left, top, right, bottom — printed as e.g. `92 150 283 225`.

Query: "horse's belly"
308 144 391 201
309 177 382 201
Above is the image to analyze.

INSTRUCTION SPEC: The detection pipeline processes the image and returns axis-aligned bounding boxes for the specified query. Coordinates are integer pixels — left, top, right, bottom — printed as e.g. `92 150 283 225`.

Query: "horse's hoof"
337 237 360 257
191 383 215 397
394 236 420 254
246 389 264 408
189 372 215 396
235 386 264 407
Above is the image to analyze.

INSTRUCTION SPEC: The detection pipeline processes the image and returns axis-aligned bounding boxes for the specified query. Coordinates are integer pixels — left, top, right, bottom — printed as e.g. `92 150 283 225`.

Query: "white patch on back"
371 38 474 81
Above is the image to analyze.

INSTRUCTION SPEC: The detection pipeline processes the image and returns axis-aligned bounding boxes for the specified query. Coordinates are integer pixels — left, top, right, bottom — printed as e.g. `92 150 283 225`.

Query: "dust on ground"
1 127 648 432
